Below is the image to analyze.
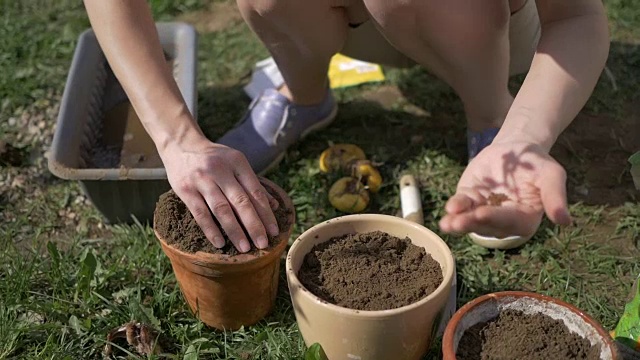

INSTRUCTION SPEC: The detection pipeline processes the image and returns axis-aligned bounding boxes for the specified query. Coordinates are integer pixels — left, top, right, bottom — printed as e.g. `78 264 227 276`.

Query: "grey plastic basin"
48 22 197 224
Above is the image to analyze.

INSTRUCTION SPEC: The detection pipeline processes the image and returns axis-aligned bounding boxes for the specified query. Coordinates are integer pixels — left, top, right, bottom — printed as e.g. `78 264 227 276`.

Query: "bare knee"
362 0 410 30
237 0 282 20
237 0 347 62
365 0 510 50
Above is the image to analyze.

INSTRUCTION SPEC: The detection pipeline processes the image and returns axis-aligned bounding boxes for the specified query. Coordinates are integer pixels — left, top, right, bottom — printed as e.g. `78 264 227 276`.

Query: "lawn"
1 0 639 359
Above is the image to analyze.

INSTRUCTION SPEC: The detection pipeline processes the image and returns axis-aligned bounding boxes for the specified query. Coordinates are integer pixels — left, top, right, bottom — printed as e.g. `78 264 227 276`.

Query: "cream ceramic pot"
286 214 455 360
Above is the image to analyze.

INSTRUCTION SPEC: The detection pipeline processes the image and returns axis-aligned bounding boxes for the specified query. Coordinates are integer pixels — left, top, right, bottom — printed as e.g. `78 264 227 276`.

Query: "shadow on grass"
551 41 640 206
300 98 465 166
196 84 249 141
195 82 471 230
196 83 468 171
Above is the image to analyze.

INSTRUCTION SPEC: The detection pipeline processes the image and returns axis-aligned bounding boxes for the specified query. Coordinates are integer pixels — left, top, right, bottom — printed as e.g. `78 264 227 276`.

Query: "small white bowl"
468 232 530 250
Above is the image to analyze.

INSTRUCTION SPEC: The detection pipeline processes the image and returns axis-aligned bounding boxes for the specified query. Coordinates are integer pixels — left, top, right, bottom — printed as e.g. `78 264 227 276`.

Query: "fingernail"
268 224 279 237
213 237 225 248
256 235 268 249
239 240 250 253
270 198 279 210
563 213 573 225
556 209 572 225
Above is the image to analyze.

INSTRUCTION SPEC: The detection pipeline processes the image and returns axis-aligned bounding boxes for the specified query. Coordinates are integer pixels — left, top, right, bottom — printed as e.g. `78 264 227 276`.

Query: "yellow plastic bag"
328 53 385 89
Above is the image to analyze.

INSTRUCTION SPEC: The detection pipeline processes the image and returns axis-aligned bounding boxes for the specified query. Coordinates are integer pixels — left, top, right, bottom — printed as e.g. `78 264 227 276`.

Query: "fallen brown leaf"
103 322 171 357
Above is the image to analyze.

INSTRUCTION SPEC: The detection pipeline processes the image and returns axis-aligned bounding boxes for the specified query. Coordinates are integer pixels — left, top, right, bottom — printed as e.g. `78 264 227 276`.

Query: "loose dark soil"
0 141 29 167
456 309 601 360
154 180 292 255
90 144 121 168
89 57 174 169
89 101 163 169
551 110 640 205
298 231 443 311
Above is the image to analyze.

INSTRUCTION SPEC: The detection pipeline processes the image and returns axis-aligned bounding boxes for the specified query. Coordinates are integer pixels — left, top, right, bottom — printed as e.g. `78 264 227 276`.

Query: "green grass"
1 225 305 359
1 0 640 359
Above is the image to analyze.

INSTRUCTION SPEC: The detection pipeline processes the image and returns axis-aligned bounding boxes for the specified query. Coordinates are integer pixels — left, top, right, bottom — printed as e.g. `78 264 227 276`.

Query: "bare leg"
236 0 349 105
217 0 346 173
364 0 515 131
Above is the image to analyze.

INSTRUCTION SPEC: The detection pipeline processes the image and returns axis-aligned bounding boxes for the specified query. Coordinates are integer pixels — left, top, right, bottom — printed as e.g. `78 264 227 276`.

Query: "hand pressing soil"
154 180 292 255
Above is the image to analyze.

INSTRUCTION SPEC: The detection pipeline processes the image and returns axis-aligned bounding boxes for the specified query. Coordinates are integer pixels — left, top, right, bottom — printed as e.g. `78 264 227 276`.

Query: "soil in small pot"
456 309 601 360
154 181 292 255
298 231 443 311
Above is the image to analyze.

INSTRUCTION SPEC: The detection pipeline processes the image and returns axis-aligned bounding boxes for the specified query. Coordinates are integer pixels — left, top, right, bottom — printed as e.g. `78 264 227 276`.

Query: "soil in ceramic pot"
298 231 443 311
456 309 601 360
154 181 292 255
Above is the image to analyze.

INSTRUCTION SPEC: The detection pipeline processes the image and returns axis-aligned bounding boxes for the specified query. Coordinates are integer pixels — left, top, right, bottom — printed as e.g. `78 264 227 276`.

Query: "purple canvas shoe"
467 127 501 161
217 88 338 174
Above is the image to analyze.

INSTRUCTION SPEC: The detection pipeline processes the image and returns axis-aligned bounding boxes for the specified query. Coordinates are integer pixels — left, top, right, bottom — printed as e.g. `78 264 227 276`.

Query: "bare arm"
83 0 280 252
441 1 609 238
83 0 202 149
494 0 610 151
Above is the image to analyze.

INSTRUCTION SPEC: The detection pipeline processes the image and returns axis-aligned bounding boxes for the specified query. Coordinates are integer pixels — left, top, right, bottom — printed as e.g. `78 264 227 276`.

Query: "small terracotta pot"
286 214 456 360
442 291 618 360
154 178 294 331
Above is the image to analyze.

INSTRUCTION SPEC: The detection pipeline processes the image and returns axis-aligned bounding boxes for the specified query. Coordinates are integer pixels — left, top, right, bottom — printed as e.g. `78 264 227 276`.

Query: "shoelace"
232 94 263 128
273 106 300 145
233 91 300 146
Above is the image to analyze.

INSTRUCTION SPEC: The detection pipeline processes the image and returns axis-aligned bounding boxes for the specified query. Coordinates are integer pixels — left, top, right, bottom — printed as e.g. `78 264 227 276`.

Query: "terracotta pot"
154 178 294 331
286 214 456 360
442 291 618 360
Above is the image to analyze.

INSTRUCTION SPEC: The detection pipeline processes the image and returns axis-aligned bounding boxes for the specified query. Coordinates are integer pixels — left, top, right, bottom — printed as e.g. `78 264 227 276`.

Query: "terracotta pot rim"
442 291 617 358
286 213 455 318
156 230 289 264
154 177 294 267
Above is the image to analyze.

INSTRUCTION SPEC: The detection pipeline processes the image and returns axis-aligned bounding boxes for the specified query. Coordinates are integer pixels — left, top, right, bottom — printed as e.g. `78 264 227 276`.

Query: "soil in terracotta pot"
456 309 601 360
154 181 292 255
298 231 443 311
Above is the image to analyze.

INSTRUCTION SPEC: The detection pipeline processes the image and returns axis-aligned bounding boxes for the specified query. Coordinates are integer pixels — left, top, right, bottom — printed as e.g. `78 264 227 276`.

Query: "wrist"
158 125 208 154
145 109 207 153
493 114 557 153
